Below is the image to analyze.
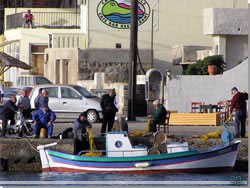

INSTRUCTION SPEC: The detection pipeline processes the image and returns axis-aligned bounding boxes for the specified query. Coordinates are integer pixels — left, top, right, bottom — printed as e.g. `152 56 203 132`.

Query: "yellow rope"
82 128 101 157
200 115 232 144
129 119 151 137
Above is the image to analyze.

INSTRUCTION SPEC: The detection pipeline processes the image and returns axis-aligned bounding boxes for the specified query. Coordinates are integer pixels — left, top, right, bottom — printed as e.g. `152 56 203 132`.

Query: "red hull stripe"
43 167 233 174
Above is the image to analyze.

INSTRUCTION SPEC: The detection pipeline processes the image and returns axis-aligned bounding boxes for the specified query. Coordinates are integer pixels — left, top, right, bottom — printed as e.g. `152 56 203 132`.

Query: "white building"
3 8 83 86
81 0 248 75
203 8 248 70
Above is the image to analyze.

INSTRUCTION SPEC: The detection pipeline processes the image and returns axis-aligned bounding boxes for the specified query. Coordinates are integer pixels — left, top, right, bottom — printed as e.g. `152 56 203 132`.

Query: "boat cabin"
106 132 148 157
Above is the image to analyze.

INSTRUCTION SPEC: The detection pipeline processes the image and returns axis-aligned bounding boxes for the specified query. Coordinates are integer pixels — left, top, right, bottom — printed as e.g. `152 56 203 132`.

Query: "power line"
233 0 238 8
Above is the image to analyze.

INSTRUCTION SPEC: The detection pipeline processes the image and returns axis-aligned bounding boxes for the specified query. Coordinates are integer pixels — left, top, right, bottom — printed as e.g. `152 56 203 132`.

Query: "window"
14 44 19 59
61 87 80 99
45 87 58 98
36 77 52 85
73 86 94 98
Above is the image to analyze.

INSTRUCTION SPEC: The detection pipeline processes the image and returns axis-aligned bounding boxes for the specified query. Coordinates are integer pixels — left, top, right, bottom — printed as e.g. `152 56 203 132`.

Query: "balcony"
6 11 80 30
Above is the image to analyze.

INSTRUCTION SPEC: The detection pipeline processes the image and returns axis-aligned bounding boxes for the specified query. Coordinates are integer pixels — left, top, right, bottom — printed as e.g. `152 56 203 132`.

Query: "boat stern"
37 142 57 171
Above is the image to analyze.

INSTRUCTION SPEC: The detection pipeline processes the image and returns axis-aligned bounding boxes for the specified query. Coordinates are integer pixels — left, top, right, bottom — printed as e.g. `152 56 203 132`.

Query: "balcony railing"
6 12 80 30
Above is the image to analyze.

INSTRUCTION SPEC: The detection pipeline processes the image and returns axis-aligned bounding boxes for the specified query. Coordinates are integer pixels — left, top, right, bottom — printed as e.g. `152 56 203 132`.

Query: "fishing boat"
37 132 241 174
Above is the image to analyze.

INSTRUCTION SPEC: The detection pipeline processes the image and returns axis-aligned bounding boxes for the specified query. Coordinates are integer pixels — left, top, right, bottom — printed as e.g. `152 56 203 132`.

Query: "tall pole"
15 0 17 14
151 9 154 68
128 0 138 121
76 0 78 27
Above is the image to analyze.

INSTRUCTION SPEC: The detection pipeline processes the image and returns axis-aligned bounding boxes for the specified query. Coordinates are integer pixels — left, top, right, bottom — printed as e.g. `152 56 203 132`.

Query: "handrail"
6 12 80 30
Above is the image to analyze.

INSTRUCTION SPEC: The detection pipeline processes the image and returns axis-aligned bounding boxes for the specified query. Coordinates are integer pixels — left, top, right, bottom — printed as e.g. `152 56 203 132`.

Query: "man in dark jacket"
34 88 43 110
35 89 49 110
100 89 118 135
0 96 18 137
32 105 56 138
149 100 167 133
230 87 248 138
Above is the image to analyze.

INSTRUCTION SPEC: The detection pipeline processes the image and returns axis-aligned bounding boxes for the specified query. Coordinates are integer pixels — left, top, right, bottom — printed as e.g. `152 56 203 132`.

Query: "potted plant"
184 55 225 75
203 55 225 75
207 61 217 75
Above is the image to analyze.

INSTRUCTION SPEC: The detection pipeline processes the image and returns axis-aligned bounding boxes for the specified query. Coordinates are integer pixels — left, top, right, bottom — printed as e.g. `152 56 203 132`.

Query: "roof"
32 84 80 89
0 51 32 70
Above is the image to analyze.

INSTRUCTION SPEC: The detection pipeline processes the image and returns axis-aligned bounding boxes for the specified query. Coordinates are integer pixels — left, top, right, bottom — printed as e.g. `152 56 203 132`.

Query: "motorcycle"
0 110 34 137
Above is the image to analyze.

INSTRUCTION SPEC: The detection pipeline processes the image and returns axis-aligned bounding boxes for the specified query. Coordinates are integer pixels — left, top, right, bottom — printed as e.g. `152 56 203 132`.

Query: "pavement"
53 121 233 137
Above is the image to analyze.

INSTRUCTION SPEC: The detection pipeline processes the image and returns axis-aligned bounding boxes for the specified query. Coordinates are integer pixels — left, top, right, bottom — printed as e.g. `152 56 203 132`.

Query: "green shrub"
184 55 225 75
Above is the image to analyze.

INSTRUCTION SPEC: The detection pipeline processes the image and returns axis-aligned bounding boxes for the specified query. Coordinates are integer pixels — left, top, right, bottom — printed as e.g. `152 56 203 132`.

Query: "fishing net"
129 118 150 137
200 114 234 144
82 128 102 157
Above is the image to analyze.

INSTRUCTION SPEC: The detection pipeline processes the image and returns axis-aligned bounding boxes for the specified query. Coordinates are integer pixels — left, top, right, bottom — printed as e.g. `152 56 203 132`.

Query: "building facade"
82 0 248 75
3 8 81 85
203 8 248 70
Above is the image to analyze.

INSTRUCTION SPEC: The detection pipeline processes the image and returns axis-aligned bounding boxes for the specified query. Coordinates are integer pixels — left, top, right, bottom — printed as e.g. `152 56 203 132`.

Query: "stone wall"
0 139 74 171
78 49 152 82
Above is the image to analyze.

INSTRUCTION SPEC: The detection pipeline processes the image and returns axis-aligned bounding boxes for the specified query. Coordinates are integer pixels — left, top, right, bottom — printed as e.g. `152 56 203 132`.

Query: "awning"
0 39 20 47
0 51 32 75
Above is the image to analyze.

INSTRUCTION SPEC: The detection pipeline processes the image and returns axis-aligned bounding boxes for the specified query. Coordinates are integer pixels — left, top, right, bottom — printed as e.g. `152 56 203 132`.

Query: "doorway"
30 44 48 75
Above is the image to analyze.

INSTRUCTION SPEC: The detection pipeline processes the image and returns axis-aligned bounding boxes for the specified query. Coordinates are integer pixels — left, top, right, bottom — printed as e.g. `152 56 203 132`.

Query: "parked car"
16 75 52 87
29 84 102 123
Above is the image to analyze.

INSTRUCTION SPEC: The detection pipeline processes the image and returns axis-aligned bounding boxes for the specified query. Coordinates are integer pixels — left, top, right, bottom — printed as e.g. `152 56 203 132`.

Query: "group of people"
73 89 118 138
0 88 56 138
0 86 248 139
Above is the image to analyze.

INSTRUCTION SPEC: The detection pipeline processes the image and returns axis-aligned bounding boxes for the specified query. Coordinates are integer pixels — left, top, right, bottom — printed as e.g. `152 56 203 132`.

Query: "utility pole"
151 9 154 68
128 0 138 121
15 0 17 14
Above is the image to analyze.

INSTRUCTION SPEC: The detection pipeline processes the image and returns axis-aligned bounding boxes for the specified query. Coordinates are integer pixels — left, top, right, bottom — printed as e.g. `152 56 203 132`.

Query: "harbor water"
0 171 248 186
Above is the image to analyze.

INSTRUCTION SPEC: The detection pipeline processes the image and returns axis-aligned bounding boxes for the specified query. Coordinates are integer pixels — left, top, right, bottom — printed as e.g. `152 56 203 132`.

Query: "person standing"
40 89 49 108
34 88 43 110
230 87 248 138
24 9 34 28
32 105 56 138
100 89 118 135
0 84 4 104
35 89 49 110
0 96 18 137
16 89 31 119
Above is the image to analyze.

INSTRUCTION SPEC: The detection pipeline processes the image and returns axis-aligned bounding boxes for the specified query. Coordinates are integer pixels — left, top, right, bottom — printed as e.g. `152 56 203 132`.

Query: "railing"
6 12 80 30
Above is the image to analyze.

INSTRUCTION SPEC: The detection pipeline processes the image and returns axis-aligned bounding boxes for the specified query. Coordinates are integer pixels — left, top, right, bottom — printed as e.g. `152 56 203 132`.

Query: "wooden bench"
169 113 221 126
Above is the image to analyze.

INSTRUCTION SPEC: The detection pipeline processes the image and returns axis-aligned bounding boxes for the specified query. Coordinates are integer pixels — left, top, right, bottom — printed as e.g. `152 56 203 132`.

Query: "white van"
17 75 52 87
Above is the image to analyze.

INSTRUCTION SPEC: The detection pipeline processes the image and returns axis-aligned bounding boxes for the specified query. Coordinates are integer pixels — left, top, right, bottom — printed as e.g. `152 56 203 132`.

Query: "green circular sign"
97 0 151 29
